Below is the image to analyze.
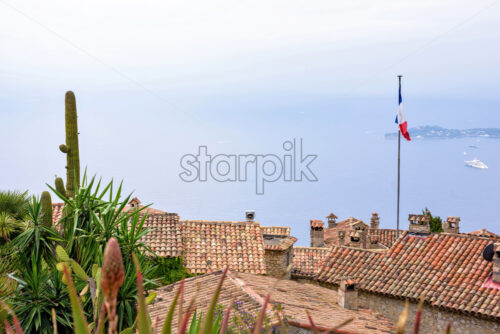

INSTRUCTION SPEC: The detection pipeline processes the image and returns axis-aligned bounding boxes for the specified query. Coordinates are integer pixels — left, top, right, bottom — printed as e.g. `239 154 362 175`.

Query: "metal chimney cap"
245 210 255 221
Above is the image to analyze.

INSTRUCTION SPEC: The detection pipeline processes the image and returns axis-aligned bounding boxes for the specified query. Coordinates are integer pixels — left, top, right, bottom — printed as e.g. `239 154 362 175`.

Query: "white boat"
465 158 488 169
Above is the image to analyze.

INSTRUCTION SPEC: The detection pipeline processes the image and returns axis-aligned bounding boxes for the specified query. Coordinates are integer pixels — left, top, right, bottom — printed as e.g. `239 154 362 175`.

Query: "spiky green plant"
40 191 53 228
59 91 81 199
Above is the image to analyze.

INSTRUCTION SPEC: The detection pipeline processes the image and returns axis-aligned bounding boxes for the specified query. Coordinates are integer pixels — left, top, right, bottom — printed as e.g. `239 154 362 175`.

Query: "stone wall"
358 291 500 334
264 248 293 279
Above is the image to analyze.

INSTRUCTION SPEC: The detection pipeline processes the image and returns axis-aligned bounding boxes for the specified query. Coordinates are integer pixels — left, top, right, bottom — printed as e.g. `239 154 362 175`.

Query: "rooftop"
149 270 395 333
467 229 500 239
261 226 290 236
317 233 500 320
292 246 330 279
180 220 267 274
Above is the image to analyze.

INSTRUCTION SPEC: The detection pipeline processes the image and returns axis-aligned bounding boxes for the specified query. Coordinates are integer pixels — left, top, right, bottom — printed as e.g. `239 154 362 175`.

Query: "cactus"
54 176 66 198
40 191 53 227
59 91 80 198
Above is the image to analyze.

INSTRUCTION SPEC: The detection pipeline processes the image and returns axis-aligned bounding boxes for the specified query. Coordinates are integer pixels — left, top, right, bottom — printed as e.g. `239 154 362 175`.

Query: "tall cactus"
59 91 80 198
40 191 53 227
54 176 67 198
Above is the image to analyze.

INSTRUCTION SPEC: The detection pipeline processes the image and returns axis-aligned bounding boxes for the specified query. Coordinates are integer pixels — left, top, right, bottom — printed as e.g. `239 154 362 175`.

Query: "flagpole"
397 75 402 238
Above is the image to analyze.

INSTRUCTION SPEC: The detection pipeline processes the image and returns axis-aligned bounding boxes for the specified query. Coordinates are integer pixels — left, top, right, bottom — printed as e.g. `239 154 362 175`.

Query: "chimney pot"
245 210 255 222
443 216 460 234
370 212 380 229
408 214 430 235
338 278 358 310
310 220 324 247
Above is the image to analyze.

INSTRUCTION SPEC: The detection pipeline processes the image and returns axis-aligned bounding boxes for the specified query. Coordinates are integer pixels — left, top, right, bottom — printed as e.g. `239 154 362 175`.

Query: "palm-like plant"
0 213 25 243
0 190 29 221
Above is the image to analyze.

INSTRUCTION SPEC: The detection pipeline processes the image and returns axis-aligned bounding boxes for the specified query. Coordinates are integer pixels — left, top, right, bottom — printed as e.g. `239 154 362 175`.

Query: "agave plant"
47 174 162 331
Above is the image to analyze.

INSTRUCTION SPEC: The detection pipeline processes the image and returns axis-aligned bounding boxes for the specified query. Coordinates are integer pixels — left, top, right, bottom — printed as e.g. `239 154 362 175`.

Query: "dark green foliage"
0 190 29 220
11 196 63 266
59 91 80 198
149 256 193 285
40 191 53 227
55 177 66 198
423 208 444 233
8 197 70 333
47 174 170 331
8 253 72 334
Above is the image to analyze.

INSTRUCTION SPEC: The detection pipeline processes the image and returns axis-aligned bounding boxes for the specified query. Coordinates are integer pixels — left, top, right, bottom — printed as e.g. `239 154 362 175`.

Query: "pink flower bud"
101 237 125 300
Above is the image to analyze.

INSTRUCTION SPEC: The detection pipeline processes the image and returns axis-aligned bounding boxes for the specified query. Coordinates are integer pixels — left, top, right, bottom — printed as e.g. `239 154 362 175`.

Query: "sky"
1 1 500 242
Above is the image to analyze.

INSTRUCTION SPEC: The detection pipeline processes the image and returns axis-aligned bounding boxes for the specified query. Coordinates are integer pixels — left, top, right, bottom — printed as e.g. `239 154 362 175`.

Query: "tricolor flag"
395 83 411 141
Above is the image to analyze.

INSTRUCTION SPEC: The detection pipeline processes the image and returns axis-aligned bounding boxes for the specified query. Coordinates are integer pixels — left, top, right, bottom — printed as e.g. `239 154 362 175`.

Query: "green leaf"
161 280 183 334
133 254 151 334
62 265 90 334
202 268 228 334
146 291 157 306
70 259 89 280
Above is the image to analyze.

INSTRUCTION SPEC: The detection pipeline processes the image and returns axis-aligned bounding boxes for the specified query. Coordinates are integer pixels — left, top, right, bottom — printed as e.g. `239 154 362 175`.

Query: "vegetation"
0 190 30 297
0 91 192 333
423 208 444 233
149 257 193 286
0 190 29 221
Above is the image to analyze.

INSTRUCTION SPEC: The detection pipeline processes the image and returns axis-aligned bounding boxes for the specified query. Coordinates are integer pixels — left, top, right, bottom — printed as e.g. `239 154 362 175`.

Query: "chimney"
338 279 358 310
310 220 325 247
326 213 338 229
128 197 141 208
494 243 500 284
370 212 380 229
443 216 460 234
348 230 367 249
337 231 345 246
408 214 430 235
368 235 379 249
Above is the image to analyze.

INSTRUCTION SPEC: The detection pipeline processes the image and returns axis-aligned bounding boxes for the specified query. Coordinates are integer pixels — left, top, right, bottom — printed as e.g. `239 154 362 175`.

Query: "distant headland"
385 125 500 139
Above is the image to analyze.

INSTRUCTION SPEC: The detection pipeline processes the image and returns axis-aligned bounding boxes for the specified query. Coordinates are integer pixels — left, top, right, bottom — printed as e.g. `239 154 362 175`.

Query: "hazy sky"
1 1 500 239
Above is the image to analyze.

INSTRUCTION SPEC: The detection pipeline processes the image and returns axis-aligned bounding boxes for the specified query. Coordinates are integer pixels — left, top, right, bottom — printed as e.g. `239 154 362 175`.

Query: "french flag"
395 82 411 141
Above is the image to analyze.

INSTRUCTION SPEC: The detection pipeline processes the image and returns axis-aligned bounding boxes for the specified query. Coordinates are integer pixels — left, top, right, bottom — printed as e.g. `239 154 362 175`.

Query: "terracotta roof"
149 270 395 333
467 229 500 239
52 203 64 223
368 229 407 248
326 213 338 219
263 235 297 251
141 214 182 257
180 220 267 275
317 233 500 319
292 247 330 278
261 226 290 236
317 246 387 284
